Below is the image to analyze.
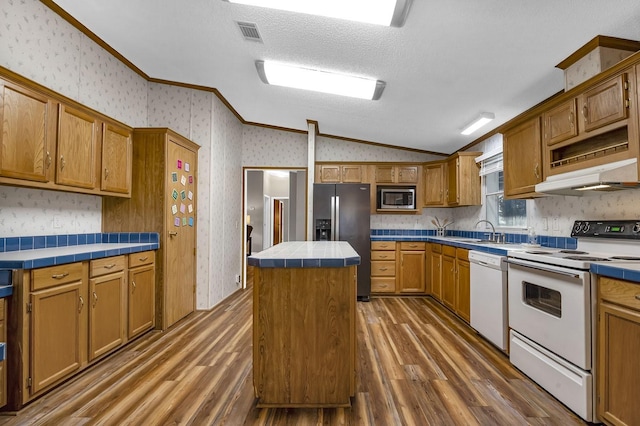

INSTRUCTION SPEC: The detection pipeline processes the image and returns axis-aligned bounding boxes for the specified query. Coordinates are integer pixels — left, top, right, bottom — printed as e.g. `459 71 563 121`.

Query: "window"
478 150 527 228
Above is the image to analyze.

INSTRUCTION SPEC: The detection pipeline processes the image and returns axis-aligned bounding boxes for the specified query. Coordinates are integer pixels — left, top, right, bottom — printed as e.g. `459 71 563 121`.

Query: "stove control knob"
583 223 590 233
633 223 640 234
573 222 582 233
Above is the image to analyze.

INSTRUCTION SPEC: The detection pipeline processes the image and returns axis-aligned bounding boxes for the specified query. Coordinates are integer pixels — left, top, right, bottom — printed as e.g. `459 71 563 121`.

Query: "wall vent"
236 21 262 42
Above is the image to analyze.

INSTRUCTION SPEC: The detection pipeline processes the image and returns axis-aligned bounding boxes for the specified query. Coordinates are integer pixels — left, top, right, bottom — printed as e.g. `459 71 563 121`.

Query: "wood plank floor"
0 282 586 425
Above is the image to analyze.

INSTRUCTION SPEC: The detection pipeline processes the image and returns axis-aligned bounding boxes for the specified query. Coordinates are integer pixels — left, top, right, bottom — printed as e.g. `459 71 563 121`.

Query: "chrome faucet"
475 219 496 241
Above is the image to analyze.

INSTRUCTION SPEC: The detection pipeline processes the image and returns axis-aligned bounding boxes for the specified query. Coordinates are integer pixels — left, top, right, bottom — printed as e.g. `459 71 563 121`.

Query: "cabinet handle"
46 151 52 169
380 267 388 271
60 155 66 170
104 168 109 180
169 231 178 237
635 294 640 300
410 244 418 248
93 291 98 307
379 255 388 259
582 105 588 120
132 281 137 292
52 272 69 279
79 296 84 313
569 111 574 125
534 163 540 179
139 256 148 261
104 264 116 269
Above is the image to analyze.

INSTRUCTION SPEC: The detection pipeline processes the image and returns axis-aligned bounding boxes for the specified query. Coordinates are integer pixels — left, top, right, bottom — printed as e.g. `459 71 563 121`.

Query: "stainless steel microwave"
377 186 416 209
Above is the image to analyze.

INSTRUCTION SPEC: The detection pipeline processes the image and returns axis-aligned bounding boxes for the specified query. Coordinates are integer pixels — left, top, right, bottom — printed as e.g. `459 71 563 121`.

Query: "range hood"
534 158 640 196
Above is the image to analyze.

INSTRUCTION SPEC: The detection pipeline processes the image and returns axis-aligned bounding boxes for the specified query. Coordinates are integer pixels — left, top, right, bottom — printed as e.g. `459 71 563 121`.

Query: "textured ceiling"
50 0 640 154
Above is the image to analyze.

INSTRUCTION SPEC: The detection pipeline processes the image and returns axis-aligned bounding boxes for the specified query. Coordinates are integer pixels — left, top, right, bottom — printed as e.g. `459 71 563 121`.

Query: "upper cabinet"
423 162 445 206
543 99 578 146
445 152 481 206
580 73 628 133
0 69 132 197
0 79 56 183
504 117 543 198
317 164 362 183
375 165 418 183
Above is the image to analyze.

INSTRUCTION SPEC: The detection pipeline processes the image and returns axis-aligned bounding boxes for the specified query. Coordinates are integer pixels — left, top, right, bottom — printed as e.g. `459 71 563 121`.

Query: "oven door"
507 258 592 370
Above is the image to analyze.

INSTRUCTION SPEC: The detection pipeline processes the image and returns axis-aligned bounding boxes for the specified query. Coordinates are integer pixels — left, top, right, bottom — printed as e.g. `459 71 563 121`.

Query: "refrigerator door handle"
335 196 340 240
330 196 336 241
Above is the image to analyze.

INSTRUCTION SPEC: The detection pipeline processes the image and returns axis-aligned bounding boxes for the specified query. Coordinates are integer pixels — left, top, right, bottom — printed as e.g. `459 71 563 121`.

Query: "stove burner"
559 250 588 254
564 256 609 261
526 250 554 254
610 256 640 261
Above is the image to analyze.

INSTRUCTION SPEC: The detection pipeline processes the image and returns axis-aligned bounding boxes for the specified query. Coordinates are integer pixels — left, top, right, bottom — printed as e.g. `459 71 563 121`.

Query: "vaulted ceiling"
49 0 640 154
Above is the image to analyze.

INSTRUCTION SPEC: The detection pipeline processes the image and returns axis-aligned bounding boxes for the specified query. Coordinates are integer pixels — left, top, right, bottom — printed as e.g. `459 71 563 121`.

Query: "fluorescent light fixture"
574 184 612 191
225 0 412 27
267 170 289 178
256 60 386 100
461 112 495 136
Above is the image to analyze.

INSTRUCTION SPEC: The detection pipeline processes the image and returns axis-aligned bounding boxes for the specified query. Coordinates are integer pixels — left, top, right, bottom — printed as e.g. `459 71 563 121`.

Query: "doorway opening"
243 168 307 288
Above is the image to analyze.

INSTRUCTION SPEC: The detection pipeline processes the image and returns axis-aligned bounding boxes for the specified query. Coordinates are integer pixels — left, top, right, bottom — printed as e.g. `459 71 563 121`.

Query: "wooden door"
424 163 444 206
441 254 455 310
0 80 56 182
503 117 542 197
56 103 98 189
89 272 125 360
273 199 283 245
164 138 197 328
446 157 458 205
455 258 471 323
430 245 442 300
375 165 394 183
31 282 83 394
128 264 155 339
319 165 340 183
543 99 578 146
101 123 132 194
341 165 362 183
399 250 425 293
579 73 628 133
397 166 418 183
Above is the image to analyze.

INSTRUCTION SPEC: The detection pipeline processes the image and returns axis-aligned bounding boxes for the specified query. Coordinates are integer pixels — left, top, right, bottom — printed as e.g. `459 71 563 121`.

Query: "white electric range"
507 220 640 423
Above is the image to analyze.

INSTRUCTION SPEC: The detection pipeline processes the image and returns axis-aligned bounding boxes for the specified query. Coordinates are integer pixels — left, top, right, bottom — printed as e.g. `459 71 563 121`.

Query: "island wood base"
253 265 357 408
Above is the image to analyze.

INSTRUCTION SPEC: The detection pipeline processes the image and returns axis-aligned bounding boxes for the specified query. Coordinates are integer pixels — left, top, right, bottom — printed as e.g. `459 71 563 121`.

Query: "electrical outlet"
552 217 560 231
235 274 241 284
53 215 62 229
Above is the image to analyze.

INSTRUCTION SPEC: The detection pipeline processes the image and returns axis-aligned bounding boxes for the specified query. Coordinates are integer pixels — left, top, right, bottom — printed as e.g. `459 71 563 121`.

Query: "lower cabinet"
429 244 442 300
438 246 470 323
7 253 156 410
371 241 397 294
398 242 425 293
371 241 427 295
442 246 456 310
1 298 7 408
597 276 640 426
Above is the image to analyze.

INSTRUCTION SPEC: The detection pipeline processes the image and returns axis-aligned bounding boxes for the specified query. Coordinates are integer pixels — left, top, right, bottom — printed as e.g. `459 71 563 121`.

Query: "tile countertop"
373 235 529 256
248 241 360 268
591 261 640 284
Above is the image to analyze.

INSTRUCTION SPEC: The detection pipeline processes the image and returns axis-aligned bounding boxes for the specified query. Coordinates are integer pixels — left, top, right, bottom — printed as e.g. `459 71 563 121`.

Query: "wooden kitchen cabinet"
429 243 442 300
128 251 156 339
103 128 199 330
375 165 419 183
398 242 425 293
503 117 542 198
441 246 456 310
0 298 6 409
56 103 98 190
101 123 132 195
580 73 629 133
423 162 446 206
597 276 640 426
0 79 56 183
317 164 362 183
543 99 578 146
370 241 396 293
89 256 126 361
445 152 481 206
455 249 471 323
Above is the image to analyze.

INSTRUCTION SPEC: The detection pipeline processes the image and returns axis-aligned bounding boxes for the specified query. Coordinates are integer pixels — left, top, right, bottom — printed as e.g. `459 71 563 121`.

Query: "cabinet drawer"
371 261 395 276
400 242 425 251
431 243 442 253
129 251 155 268
442 245 456 257
371 277 396 293
371 251 395 261
600 277 640 311
90 255 126 277
32 262 83 291
371 241 396 251
456 248 469 261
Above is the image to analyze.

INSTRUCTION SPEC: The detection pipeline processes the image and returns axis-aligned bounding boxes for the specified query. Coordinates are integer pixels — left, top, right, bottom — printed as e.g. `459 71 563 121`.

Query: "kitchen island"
248 241 360 408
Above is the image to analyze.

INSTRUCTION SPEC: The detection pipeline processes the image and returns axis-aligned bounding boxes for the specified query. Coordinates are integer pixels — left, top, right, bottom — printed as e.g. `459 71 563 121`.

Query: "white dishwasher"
469 250 508 352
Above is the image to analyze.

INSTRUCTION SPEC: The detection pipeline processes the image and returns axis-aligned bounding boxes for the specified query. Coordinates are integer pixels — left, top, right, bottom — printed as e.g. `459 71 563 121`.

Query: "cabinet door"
319 165 341 183
375 165 394 183
430 246 442 300
424 163 444 206
399 251 425 293
543 99 578 146
0 80 55 182
31 282 83 394
341 165 362 183
89 272 125 360
441 255 456 310
165 138 197 328
446 157 458 205
397 166 418 183
101 123 132 194
580 74 628 133
455 259 471 323
503 117 542 197
128 264 155 339
56 104 98 189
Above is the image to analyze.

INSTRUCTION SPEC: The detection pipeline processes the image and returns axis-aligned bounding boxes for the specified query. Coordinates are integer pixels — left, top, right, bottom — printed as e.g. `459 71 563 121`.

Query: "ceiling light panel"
225 0 412 27
460 112 495 136
256 60 386 100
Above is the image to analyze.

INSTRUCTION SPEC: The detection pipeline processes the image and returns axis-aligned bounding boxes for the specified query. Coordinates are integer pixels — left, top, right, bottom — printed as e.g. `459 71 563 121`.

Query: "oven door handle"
507 258 582 279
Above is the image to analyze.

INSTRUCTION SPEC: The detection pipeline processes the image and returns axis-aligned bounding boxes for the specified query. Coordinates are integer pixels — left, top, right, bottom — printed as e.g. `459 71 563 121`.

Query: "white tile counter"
247 241 360 268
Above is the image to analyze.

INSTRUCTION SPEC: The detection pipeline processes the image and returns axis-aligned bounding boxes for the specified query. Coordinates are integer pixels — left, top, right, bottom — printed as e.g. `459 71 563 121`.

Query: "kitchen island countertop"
247 241 360 268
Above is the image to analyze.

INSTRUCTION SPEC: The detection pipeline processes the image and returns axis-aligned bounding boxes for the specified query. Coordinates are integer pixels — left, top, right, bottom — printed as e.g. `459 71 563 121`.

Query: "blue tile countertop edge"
248 241 360 268
0 285 12 298
591 263 640 284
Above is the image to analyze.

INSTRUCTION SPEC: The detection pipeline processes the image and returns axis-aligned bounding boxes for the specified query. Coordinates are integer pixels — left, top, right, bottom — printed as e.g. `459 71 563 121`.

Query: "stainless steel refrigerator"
313 183 371 301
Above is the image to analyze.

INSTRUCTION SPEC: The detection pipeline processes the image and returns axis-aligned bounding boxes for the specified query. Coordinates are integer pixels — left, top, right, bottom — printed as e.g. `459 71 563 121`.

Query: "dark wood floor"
0 278 585 425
